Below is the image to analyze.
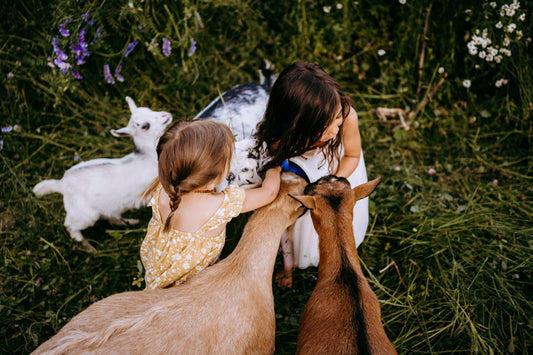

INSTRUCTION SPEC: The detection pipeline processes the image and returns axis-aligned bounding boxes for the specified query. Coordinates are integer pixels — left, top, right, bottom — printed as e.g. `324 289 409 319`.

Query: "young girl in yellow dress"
254 62 369 288
140 119 281 289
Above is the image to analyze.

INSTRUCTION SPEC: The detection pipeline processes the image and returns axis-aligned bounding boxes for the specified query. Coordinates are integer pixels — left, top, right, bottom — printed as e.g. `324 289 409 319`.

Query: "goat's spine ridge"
338 248 371 354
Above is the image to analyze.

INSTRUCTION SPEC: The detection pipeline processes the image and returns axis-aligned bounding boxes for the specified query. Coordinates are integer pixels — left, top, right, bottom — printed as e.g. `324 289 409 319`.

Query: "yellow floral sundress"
140 184 245 289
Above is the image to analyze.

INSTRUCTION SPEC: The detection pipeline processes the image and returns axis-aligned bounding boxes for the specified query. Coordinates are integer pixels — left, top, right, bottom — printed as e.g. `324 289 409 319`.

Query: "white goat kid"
33 97 172 251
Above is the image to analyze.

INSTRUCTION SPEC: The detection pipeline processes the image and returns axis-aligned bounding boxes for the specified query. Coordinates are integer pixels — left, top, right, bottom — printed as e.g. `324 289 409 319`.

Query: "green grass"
1 0 532 354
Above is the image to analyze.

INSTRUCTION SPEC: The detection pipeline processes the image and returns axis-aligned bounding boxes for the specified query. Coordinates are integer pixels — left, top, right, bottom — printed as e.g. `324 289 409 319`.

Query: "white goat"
33 97 172 251
195 63 276 189
292 175 397 354
31 173 307 355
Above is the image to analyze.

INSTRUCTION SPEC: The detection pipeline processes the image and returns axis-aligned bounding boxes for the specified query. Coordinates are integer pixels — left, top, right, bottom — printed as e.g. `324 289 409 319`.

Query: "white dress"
288 147 368 268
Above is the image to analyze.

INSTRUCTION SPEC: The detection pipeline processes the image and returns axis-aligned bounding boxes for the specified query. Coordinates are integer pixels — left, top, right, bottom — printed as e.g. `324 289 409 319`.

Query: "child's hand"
241 166 281 213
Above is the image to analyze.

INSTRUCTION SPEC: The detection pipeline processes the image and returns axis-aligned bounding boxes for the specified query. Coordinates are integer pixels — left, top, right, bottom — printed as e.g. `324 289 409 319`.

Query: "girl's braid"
163 184 183 232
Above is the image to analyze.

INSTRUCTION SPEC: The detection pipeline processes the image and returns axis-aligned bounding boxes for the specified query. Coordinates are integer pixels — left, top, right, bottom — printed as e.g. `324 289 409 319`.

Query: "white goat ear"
110 127 132 137
351 175 383 201
289 194 316 210
125 96 137 113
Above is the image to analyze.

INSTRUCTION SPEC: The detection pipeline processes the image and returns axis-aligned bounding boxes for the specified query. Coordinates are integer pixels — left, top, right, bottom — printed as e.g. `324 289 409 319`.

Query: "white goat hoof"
81 239 97 253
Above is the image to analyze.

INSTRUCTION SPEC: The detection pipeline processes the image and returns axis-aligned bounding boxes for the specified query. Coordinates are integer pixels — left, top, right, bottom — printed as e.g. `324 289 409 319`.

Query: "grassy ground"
1 0 532 354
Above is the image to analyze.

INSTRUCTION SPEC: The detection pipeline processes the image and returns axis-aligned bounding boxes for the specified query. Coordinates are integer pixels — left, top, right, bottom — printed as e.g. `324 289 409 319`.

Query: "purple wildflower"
76 54 86 65
124 40 138 57
59 18 72 36
7 72 14 79
72 29 90 64
54 57 71 73
53 36 68 61
0 139 3 150
72 71 83 79
2 126 13 133
72 45 88 65
79 29 87 46
162 38 171 56
104 64 115 84
428 168 436 176
114 64 124 82
81 11 90 21
188 39 196 57
92 28 103 44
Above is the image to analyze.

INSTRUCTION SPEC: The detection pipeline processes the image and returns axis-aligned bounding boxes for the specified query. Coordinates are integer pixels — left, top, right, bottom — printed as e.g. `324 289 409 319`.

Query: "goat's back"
33 258 276 355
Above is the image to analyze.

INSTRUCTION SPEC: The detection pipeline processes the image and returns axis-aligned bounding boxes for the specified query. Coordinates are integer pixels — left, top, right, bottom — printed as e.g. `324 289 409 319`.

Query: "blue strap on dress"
281 159 310 183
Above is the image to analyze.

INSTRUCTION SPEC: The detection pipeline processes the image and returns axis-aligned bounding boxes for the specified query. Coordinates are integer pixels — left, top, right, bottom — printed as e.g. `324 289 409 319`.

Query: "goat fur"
292 175 397 355
32 97 172 250
31 173 306 355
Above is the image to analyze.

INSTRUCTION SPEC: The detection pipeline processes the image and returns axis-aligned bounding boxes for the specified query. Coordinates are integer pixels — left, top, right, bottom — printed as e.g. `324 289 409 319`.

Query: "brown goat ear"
289 194 316 210
351 175 383 201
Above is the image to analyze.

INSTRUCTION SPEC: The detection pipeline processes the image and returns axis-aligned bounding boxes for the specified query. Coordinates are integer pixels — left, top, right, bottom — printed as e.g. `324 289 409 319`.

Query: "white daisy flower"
463 79 471 88
503 36 511 46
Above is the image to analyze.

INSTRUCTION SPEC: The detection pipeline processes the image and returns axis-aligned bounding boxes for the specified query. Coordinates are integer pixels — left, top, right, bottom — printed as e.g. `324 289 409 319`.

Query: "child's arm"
335 107 362 178
240 166 281 212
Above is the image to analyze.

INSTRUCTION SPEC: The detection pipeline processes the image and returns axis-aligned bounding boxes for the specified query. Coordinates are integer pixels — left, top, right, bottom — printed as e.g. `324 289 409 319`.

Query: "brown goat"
31 173 307 355
292 175 396 355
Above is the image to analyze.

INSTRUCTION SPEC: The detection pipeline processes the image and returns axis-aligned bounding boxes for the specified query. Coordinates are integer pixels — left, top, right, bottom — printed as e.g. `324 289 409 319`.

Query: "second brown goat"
292 175 396 355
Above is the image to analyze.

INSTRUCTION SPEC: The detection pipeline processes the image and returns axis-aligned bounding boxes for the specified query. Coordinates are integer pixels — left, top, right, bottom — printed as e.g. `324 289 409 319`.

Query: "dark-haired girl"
254 62 369 288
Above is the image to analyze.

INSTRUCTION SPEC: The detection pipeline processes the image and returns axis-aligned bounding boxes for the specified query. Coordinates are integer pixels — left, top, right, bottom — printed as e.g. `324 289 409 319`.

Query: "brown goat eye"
141 123 150 130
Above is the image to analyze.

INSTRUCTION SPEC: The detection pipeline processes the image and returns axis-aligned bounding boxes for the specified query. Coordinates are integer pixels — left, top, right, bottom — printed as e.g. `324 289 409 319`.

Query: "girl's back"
158 190 226 237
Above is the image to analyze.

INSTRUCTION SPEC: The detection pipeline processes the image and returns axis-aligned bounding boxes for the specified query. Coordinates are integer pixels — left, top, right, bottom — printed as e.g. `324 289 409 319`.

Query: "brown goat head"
291 175 383 219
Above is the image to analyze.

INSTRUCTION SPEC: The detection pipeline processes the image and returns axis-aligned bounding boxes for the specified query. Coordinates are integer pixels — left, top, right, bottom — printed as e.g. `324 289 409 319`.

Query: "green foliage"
1 0 531 354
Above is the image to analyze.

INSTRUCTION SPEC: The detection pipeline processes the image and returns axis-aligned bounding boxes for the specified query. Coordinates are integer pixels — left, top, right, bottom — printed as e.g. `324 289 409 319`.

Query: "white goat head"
111 96 172 153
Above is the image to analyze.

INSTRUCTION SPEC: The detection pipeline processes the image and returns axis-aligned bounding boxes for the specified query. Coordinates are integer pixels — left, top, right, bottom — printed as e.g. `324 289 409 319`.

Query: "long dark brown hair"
254 62 354 172
142 119 234 232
